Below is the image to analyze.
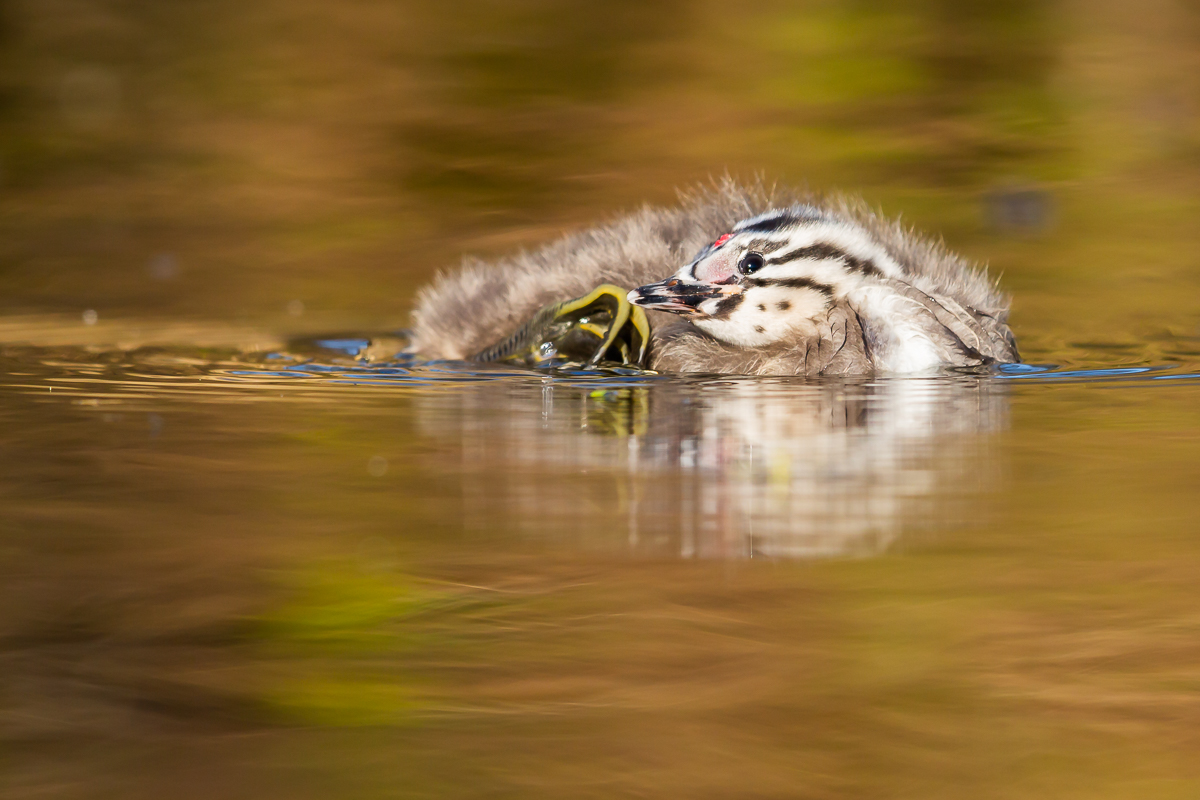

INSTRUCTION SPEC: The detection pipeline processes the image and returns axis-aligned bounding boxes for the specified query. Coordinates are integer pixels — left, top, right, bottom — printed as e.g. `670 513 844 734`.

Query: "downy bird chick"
407 181 1018 375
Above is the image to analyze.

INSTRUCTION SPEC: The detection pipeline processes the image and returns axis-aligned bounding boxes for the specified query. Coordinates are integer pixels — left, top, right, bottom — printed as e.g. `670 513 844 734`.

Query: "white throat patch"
692 282 832 347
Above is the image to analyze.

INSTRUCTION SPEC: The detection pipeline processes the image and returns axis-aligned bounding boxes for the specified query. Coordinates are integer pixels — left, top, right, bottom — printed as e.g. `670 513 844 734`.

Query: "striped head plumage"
629 205 903 348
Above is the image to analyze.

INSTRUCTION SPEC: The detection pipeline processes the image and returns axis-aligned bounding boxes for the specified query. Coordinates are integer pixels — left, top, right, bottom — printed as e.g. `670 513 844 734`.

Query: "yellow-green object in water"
474 284 650 369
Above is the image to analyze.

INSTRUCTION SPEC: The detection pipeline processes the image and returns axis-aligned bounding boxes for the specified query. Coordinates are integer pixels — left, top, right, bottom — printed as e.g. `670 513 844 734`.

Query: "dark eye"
738 252 765 274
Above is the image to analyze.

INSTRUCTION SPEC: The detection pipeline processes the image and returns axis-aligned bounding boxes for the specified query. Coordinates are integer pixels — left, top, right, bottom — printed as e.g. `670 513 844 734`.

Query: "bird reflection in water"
416 375 1008 558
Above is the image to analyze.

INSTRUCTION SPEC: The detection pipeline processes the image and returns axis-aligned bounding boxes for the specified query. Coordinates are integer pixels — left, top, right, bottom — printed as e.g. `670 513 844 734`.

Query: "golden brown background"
2 2 1200 799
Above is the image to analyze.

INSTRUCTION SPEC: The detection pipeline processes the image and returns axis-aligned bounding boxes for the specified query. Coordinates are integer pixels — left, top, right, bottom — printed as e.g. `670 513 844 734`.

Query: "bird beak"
628 278 739 317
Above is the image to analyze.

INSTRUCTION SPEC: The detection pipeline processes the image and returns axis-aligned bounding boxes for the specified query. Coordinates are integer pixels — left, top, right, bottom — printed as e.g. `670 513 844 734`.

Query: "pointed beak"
628 278 738 317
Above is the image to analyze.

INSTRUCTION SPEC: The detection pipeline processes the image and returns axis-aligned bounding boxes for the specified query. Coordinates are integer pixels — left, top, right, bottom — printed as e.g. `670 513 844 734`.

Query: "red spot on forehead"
711 233 734 249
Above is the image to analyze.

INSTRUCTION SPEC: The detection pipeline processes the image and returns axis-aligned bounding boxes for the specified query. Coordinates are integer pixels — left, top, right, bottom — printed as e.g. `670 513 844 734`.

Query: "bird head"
629 205 900 347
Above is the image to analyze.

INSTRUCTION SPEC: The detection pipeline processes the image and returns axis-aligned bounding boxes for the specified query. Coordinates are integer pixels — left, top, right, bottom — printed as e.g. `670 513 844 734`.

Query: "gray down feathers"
407 180 1016 375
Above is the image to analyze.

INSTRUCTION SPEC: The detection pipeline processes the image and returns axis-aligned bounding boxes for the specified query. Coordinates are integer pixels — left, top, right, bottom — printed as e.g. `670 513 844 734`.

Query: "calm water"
3 0 1200 796
2 330 1199 798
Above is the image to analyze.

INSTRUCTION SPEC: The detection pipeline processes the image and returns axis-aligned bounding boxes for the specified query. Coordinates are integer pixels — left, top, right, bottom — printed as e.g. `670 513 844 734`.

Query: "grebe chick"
407 181 1018 375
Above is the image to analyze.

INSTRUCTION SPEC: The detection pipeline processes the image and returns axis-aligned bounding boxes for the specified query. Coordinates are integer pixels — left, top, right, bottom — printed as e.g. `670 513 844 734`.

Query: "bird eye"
738 252 765 275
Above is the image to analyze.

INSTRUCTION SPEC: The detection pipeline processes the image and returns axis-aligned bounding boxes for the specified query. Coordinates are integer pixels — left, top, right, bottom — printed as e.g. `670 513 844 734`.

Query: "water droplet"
82 309 98 325
287 299 305 317
367 455 388 477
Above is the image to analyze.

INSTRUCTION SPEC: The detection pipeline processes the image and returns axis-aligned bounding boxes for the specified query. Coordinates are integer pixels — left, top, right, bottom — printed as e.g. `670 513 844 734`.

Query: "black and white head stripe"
731 204 828 234
688 207 900 284
689 207 827 261
743 275 835 295
761 242 885 277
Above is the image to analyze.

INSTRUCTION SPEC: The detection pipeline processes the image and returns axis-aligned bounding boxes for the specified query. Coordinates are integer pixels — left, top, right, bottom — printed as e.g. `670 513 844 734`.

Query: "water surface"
2 325 1198 798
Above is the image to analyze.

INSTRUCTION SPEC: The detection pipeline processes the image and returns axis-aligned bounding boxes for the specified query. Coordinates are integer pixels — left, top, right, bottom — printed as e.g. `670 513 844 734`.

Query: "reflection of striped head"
630 205 904 347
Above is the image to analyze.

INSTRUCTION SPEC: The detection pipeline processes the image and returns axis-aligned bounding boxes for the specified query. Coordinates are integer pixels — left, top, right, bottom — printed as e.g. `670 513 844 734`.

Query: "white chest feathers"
849 285 950 373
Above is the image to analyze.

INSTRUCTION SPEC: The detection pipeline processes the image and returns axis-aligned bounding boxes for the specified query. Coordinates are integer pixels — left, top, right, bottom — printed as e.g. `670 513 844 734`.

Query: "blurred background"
0 0 1197 349
3 2 1200 799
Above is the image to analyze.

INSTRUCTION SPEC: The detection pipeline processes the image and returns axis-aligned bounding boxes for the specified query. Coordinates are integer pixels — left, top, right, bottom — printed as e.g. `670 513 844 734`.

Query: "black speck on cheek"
757 303 766 312
754 325 765 334
777 300 791 311
709 292 745 320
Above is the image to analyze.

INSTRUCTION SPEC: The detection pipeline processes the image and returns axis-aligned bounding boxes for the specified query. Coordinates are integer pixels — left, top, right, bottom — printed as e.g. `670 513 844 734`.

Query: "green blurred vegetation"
254 563 436 725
